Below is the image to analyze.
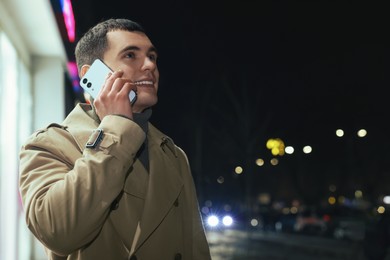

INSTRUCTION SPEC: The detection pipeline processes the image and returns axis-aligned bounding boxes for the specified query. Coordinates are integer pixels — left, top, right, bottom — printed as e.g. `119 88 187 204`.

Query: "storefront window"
0 29 33 260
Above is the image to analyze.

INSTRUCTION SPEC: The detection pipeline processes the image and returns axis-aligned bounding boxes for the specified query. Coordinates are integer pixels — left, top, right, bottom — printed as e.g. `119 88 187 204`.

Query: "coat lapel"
135 125 183 249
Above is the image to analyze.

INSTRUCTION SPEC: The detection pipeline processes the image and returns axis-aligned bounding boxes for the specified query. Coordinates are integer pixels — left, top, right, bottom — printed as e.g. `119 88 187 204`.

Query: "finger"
100 70 124 95
111 77 137 95
110 78 128 96
119 82 136 96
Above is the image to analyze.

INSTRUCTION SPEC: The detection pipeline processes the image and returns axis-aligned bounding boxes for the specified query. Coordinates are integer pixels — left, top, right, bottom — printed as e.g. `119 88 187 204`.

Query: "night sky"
67 1 390 208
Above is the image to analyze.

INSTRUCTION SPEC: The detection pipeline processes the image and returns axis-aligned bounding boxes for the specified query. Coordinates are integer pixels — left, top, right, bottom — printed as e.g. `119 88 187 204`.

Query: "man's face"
103 30 159 113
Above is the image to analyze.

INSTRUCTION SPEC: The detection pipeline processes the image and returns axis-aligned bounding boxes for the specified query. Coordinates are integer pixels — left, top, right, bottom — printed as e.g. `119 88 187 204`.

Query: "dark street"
207 228 388 260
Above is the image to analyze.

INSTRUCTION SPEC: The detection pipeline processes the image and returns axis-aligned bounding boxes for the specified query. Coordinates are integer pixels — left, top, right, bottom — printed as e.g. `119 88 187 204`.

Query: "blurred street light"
255 158 264 166
266 138 285 156
357 129 367 138
285 146 294 154
303 146 312 154
235 166 243 174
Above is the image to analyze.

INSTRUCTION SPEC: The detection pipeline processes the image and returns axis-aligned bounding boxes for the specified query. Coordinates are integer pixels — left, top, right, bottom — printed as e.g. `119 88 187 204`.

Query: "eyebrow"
119 45 158 56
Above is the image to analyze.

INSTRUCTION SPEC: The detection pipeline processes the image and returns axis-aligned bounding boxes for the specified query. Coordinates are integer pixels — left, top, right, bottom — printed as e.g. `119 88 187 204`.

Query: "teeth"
134 81 153 85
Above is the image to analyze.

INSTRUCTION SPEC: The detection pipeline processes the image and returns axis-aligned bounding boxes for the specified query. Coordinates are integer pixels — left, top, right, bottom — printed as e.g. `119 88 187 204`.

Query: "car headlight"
207 215 219 227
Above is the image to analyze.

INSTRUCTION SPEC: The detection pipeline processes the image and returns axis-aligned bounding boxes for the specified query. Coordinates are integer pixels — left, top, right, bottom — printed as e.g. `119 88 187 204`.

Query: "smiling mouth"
132 80 154 86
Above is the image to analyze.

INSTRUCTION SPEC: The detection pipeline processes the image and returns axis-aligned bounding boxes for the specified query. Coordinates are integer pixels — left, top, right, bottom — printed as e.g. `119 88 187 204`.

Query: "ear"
79 64 91 78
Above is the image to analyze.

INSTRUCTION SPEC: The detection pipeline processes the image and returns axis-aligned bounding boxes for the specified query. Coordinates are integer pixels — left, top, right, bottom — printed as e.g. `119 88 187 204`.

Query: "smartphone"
79 59 137 104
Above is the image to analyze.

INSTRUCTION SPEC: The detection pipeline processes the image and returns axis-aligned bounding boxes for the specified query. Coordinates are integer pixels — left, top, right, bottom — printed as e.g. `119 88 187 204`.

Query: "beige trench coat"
19 104 211 260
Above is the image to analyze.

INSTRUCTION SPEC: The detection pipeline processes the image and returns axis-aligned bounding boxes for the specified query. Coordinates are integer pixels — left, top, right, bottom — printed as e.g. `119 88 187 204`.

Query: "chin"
139 93 157 105
133 97 158 112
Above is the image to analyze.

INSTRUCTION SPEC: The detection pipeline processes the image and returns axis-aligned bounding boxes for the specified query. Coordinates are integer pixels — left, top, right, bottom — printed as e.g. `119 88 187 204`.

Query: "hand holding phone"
79 59 137 104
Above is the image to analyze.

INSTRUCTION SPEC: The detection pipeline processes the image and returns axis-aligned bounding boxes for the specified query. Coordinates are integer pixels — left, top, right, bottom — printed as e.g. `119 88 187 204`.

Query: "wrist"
112 114 133 120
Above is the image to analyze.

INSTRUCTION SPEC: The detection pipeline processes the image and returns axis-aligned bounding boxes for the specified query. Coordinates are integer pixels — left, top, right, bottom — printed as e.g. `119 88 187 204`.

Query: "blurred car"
294 210 330 236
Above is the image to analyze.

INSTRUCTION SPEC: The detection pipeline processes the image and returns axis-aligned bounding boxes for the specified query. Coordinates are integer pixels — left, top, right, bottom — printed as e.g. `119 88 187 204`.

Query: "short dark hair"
75 18 145 71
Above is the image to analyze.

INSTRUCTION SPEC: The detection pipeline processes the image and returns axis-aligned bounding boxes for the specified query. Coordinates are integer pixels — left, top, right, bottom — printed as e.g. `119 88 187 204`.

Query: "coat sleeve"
19 115 145 256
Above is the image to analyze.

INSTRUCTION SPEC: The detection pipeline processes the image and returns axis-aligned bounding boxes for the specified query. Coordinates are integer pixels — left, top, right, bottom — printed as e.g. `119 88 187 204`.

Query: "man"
19 18 211 260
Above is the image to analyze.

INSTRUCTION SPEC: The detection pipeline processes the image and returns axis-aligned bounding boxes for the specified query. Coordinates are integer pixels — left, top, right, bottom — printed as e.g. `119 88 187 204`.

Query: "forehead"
106 30 155 53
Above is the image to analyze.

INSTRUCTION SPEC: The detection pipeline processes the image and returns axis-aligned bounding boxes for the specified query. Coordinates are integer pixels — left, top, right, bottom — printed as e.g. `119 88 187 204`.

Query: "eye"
149 53 158 62
125 52 135 59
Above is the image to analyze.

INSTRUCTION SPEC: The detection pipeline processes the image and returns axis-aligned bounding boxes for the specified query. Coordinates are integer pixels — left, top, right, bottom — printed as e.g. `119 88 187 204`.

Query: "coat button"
129 255 137 260
174 253 182 260
174 199 179 207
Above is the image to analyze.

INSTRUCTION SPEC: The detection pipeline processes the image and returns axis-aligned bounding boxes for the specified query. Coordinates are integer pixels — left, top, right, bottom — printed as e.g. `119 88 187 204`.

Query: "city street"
206 228 388 260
